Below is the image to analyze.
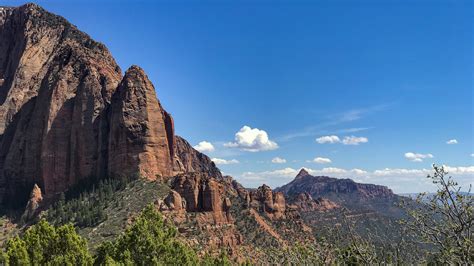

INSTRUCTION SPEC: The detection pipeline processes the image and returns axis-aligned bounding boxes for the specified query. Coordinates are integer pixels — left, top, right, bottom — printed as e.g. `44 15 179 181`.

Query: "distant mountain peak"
295 168 310 179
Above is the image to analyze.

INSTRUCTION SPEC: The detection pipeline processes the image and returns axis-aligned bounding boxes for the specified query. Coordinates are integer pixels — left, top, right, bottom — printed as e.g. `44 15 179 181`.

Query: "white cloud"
313 157 332 164
342 136 368 145
471 154 474 157
271 157 287 164
404 152 434 162
443 165 474 175
224 126 278 152
235 165 473 193
446 139 458 144
316 135 340 144
315 135 368 145
193 141 215 153
241 167 298 182
211 158 239 165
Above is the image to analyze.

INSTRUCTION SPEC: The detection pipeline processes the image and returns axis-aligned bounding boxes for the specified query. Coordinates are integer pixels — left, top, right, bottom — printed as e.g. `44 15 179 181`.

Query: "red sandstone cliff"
0 4 220 208
108 66 175 180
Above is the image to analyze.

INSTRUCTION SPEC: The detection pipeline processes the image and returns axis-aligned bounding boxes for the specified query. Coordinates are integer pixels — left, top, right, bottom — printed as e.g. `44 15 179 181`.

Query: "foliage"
401 164 473 264
0 219 93 265
1 205 230 265
95 204 206 265
46 178 130 227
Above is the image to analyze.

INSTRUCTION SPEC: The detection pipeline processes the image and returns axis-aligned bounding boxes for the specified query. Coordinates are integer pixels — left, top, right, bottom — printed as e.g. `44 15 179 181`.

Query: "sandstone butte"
0 3 221 208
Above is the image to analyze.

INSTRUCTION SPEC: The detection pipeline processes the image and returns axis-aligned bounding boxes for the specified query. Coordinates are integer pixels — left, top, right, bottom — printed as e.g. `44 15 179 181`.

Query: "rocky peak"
108 65 175 180
295 168 310 179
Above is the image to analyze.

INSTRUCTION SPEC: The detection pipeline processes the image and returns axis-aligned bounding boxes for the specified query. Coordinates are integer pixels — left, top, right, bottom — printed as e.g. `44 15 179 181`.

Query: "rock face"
0 4 122 207
108 66 175 180
249 185 286 220
163 190 186 211
0 4 221 208
288 192 339 212
171 172 232 224
173 136 222 179
21 184 43 221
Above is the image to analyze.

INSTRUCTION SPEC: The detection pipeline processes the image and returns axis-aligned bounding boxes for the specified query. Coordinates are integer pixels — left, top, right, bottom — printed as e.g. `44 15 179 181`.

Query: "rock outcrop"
21 184 43 221
288 192 339 212
173 136 222 179
249 185 286 220
171 172 232 224
163 190 186 211
0 4 221 209
108 66 175 180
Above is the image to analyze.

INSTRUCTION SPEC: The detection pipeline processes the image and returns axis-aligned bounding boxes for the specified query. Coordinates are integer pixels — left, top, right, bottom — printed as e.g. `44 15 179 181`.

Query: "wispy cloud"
342 136 368 145
326 104 392 124
271 157 287 164
315 135 368 145
211 158 239 165
277 104 391 142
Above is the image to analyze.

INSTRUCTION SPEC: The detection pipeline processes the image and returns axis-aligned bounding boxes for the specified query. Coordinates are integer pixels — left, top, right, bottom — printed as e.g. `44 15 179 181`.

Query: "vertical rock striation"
0 4 221 208
108 66 174 180
0 3 122 207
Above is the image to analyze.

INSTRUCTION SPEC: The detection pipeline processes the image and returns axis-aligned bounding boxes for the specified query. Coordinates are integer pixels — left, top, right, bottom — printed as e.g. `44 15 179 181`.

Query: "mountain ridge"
276 168 403 218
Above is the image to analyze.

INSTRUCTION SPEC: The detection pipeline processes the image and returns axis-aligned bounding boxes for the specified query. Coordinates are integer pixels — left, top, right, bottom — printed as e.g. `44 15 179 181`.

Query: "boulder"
164 190 185 211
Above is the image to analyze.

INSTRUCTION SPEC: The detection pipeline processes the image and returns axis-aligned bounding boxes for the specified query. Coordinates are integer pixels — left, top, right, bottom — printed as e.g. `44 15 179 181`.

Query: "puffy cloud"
224 126 278 152
316 135 340 144
211 158 239 165
404 152 434 162
271 157 287 164
313 157 332 164
193 141 215 153
342 136 368 145
446 139 458 144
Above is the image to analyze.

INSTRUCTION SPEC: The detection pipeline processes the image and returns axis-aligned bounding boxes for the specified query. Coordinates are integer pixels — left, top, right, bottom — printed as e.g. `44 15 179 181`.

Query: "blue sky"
11 0 473 193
